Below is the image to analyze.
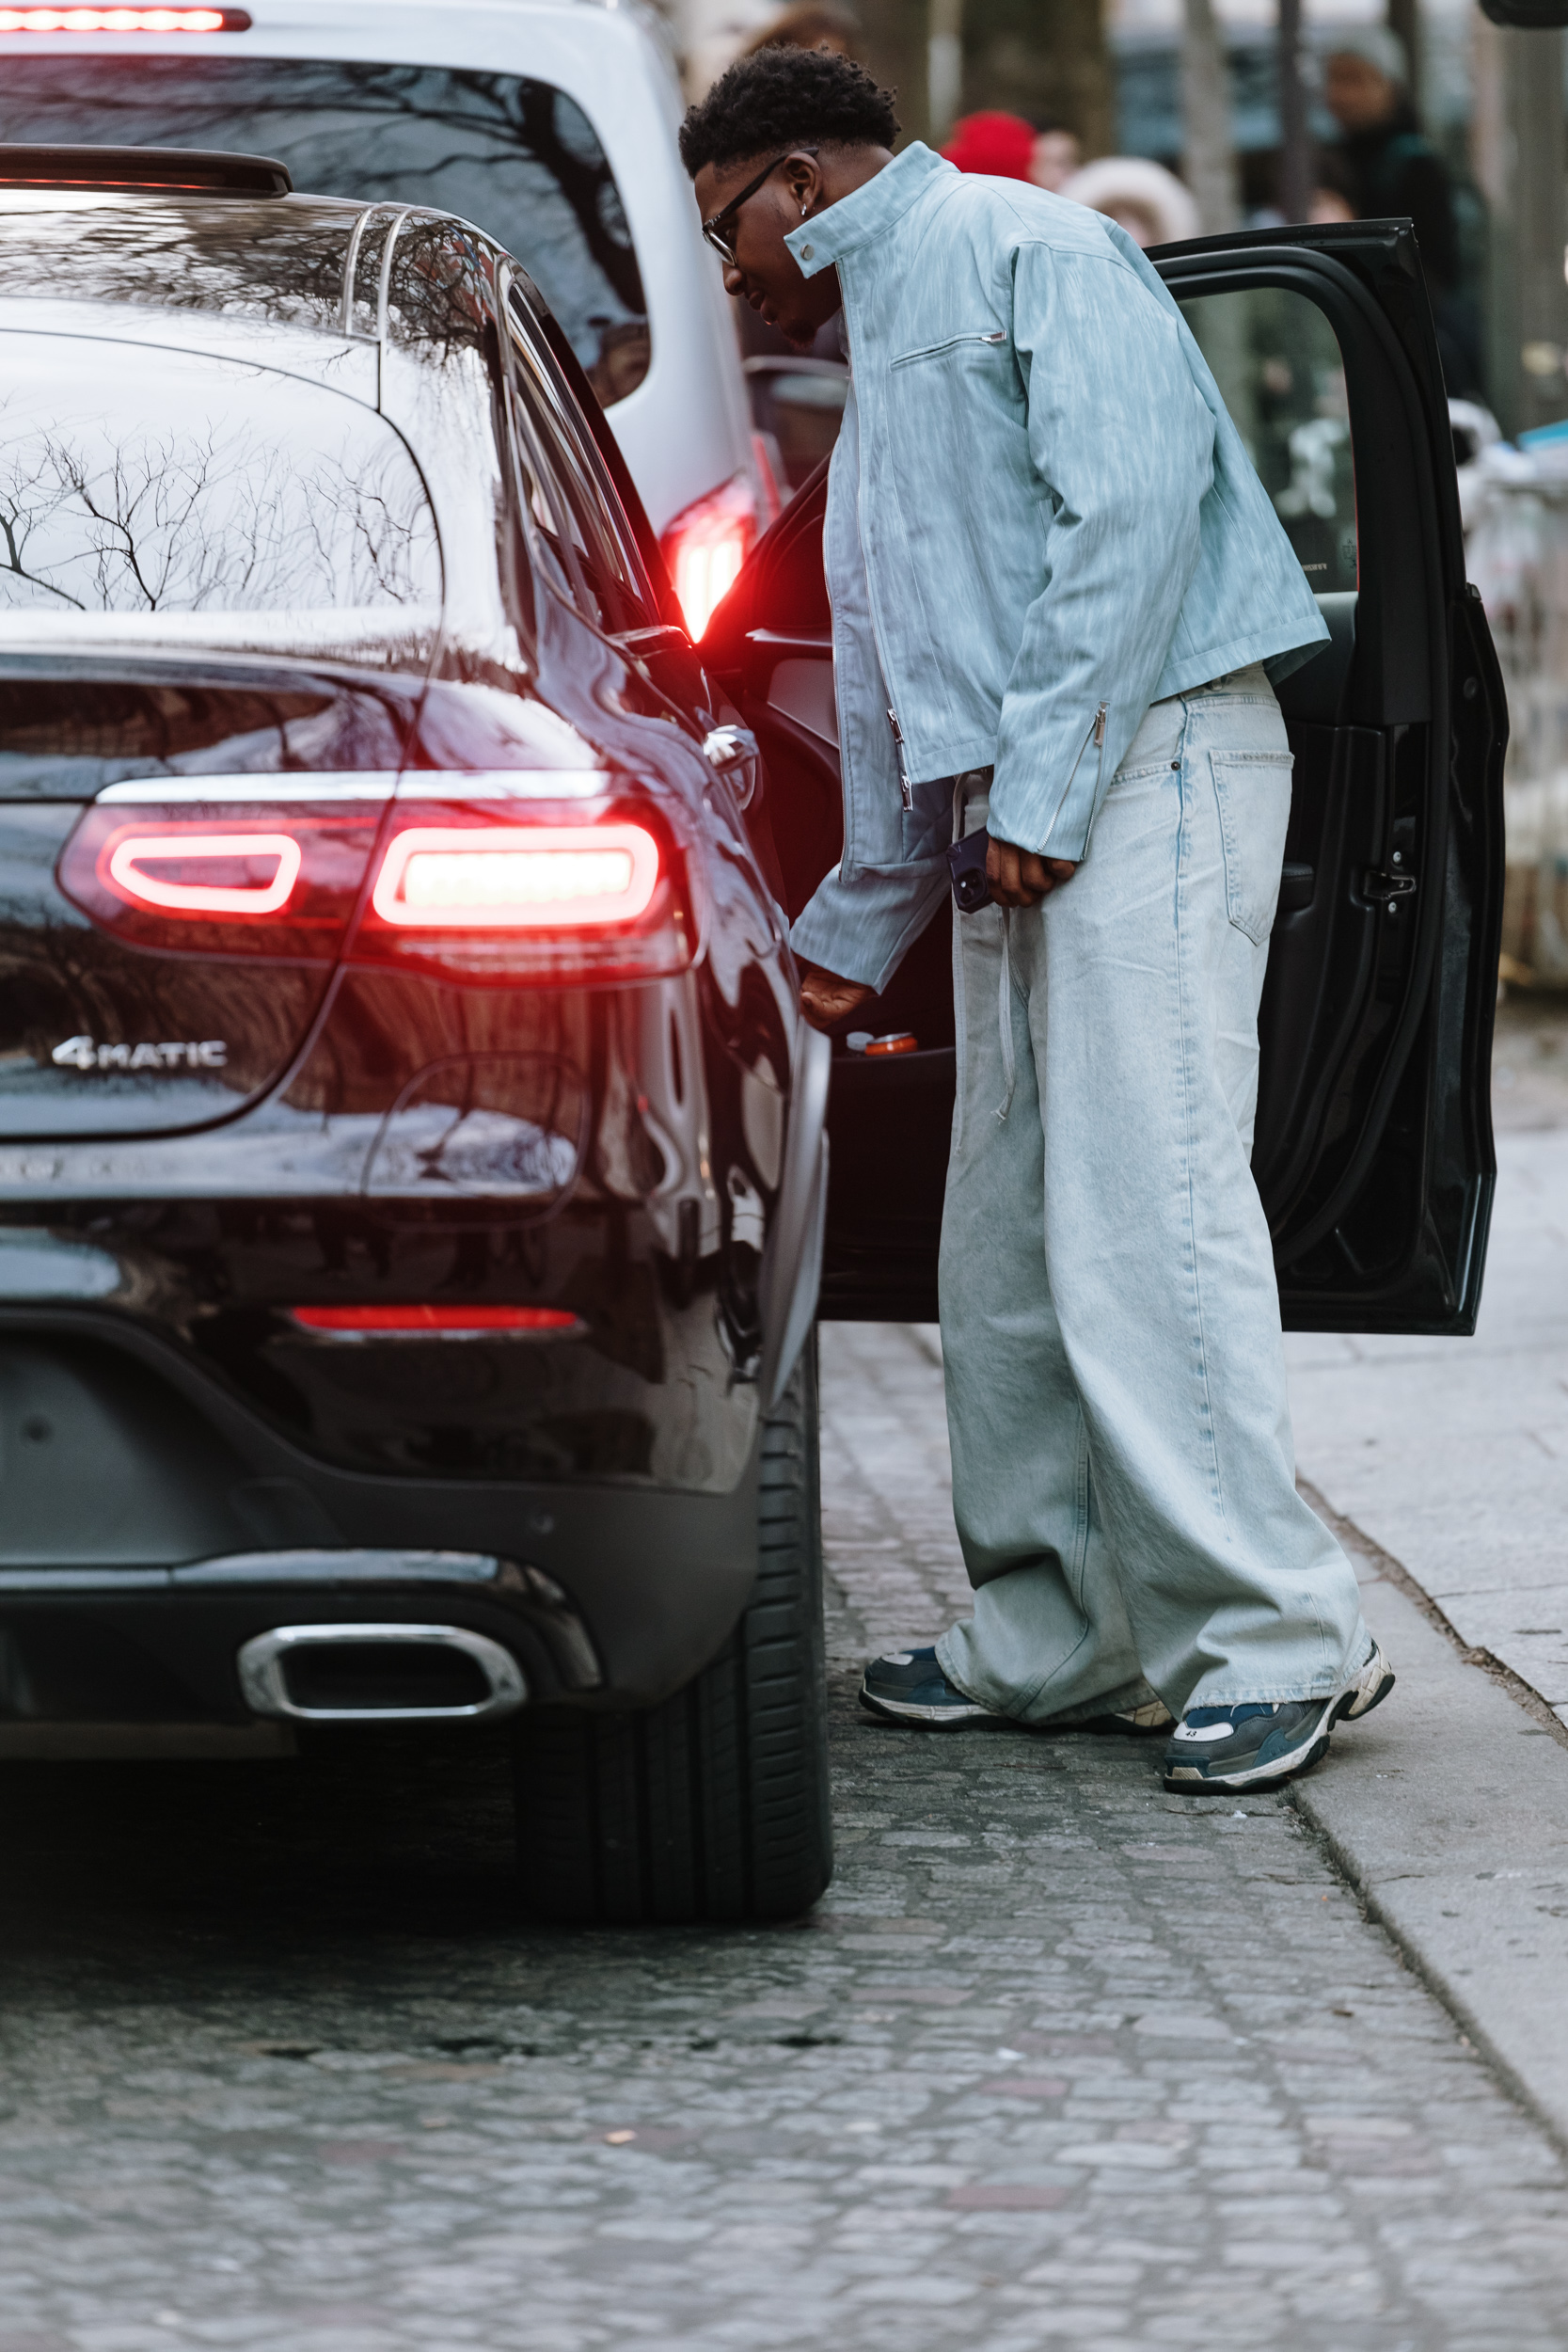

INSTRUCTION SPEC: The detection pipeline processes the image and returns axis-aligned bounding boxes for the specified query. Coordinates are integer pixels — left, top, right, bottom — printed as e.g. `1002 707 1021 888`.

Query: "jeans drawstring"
953 774 1019 1128
952 777 969 1150
996 905 1016 1124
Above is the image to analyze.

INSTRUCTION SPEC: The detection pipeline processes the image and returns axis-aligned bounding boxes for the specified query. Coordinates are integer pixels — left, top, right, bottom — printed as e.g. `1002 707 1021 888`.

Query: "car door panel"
703 465 956 1317
703 222 1504 1335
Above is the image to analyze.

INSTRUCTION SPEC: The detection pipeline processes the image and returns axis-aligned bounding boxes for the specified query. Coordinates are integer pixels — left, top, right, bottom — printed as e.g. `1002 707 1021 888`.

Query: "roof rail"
0 145 291 198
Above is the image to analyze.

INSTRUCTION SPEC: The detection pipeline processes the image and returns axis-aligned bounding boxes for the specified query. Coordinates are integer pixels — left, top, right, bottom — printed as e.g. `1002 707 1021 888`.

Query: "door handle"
704 724 762 811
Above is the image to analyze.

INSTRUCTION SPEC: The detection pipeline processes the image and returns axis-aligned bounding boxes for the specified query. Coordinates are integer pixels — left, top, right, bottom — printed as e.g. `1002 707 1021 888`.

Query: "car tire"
512 1338 832 1925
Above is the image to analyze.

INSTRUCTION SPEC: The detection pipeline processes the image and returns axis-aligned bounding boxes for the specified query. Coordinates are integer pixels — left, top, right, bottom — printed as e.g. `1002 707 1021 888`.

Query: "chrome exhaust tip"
237 1623 526 1724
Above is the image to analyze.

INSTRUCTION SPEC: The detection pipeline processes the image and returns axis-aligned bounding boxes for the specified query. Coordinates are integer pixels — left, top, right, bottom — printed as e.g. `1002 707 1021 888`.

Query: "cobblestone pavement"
3 1328 1568 2350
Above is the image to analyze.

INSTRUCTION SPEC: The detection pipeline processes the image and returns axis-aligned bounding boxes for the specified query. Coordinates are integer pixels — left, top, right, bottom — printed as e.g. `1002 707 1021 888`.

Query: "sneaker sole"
858 1687 1003 1728
1335 1661 1396 1724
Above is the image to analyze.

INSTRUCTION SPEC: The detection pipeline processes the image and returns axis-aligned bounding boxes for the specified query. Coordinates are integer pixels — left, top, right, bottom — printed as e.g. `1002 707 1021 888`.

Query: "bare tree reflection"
0 397 439 616
0 56 650 387
0 197 356 334
0 469 84 611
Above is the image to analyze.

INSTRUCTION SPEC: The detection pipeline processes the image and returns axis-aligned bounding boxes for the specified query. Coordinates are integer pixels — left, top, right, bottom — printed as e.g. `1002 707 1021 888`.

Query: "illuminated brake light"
660 475 758 639
59 798 384 961
0 8 245 29
372 824 658 930
345 791 693 987
290 1305 580 1337
106 831 301 915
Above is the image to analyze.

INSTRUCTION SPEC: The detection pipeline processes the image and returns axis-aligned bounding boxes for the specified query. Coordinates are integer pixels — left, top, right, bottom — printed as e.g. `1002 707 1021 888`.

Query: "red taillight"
660 475 758 639
371 823 659 930
0 8 247 29
290 1306 581 1337
350 797 692 987
60 781 693 985
59 800 381 961
105 831 302 916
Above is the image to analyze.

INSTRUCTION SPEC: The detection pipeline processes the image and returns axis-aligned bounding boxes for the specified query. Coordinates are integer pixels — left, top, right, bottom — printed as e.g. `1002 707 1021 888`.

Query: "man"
1323 28 1456 280
1321 27 1480 399
680 49 1394 1794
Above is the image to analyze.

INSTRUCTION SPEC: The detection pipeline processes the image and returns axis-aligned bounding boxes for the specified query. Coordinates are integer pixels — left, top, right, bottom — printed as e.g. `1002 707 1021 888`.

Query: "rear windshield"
0 336 441 673
0 56 650 408
0 666 415 799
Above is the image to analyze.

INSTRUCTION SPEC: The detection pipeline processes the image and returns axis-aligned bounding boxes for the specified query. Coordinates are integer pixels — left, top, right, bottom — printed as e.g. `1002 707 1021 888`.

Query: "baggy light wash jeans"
933 666 1370 1722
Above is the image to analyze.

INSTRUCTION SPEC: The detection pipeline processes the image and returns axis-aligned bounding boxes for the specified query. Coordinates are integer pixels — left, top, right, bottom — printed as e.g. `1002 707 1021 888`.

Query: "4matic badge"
52 1035 229 1073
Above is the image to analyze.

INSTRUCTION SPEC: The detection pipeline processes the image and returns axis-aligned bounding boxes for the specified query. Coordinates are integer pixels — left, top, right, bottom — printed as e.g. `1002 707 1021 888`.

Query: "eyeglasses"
701 148 819 266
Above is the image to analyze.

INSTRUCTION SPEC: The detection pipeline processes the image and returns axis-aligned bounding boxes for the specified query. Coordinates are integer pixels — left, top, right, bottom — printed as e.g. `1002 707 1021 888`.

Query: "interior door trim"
1159 238 1459 1276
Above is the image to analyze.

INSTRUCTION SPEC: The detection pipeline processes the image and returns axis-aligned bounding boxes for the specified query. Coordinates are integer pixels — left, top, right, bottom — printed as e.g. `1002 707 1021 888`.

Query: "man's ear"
781 151 826 219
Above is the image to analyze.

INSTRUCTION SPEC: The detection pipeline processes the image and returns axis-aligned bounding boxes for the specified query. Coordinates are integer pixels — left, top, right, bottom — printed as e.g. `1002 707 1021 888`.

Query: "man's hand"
800 966 876 1033
986 837 1078 908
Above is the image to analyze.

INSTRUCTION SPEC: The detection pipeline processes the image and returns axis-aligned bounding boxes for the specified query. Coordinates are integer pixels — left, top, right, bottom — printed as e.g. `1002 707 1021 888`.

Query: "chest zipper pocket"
890 330 1007 369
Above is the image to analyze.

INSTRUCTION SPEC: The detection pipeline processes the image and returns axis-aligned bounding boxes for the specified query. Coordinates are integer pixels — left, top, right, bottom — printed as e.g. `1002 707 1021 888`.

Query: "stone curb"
1287 1563 1568 2155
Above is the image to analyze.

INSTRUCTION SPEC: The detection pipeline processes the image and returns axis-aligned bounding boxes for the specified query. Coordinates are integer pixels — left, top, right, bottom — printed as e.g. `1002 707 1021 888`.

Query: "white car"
0 0 765 634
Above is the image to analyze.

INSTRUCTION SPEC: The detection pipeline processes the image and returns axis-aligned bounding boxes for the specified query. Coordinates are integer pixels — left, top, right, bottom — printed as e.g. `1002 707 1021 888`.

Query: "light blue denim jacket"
786 143 1329 993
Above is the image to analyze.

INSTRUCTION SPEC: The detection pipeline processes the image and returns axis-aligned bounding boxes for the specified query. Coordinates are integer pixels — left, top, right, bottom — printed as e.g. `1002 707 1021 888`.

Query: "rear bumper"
0 1307 760 1723
0 1501 757 1725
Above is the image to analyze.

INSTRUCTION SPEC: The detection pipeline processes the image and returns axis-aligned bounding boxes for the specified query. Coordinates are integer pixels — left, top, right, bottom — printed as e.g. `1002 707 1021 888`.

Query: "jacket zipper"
1036 701 1109 849
846 267 916 819
887 707 912 809
890 329 1008 369
841 285 911 828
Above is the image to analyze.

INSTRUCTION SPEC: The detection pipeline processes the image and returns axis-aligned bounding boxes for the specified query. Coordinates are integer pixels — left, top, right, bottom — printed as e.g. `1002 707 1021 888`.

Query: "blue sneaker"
859 1647 1005 1727
1164 1642 1395 1793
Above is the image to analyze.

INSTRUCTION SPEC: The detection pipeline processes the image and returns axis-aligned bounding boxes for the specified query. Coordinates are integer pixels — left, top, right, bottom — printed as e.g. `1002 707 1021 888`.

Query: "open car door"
701 219 1506 1334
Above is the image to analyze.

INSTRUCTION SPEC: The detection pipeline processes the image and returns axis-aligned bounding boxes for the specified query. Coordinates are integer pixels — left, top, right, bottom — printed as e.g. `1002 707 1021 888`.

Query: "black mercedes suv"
0 147 829 1924
0 151 1504 1929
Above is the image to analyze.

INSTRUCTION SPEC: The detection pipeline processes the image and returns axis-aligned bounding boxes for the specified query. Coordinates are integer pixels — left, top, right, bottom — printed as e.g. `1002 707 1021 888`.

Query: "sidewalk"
1285 1002 1568 1724
1274 993 1568 2147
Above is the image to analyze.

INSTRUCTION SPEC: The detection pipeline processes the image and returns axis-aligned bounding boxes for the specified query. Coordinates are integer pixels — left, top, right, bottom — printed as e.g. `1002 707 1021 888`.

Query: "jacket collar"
784 141 950 279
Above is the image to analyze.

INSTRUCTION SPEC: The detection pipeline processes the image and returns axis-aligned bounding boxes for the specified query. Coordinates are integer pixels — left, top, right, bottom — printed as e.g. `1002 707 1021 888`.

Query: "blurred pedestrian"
1309 151 1357 225
1322 28 1451 273
942 111 1083 195
681 46 1395 1794
1321 26 1481 394
1028 119 1082 194
1060 154 1200 248
942 110 1037 183
741 3 862 61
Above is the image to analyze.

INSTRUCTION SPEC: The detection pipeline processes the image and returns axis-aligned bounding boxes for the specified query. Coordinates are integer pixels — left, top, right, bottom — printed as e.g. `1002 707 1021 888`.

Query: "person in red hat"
942 110 1037 182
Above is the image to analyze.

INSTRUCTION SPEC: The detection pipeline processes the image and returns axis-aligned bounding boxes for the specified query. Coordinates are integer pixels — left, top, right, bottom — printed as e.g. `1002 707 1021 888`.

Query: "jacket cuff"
789 861 950 994
987 780 1092 866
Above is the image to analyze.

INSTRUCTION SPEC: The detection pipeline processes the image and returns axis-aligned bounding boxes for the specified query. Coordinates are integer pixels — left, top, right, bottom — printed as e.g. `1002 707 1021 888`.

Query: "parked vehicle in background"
745 357 850 498
0 146 829 1927
0 0 766 635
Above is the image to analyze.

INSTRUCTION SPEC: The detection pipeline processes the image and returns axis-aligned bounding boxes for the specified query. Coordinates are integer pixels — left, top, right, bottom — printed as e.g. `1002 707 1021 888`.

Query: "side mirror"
1479 0 1568 24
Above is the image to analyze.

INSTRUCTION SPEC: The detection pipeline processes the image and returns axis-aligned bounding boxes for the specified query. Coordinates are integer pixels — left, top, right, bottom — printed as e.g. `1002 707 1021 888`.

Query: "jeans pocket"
1209 749 1295 944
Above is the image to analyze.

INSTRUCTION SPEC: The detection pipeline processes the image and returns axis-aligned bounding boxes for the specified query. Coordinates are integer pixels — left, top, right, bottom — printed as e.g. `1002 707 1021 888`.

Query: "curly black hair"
678 46 899 180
